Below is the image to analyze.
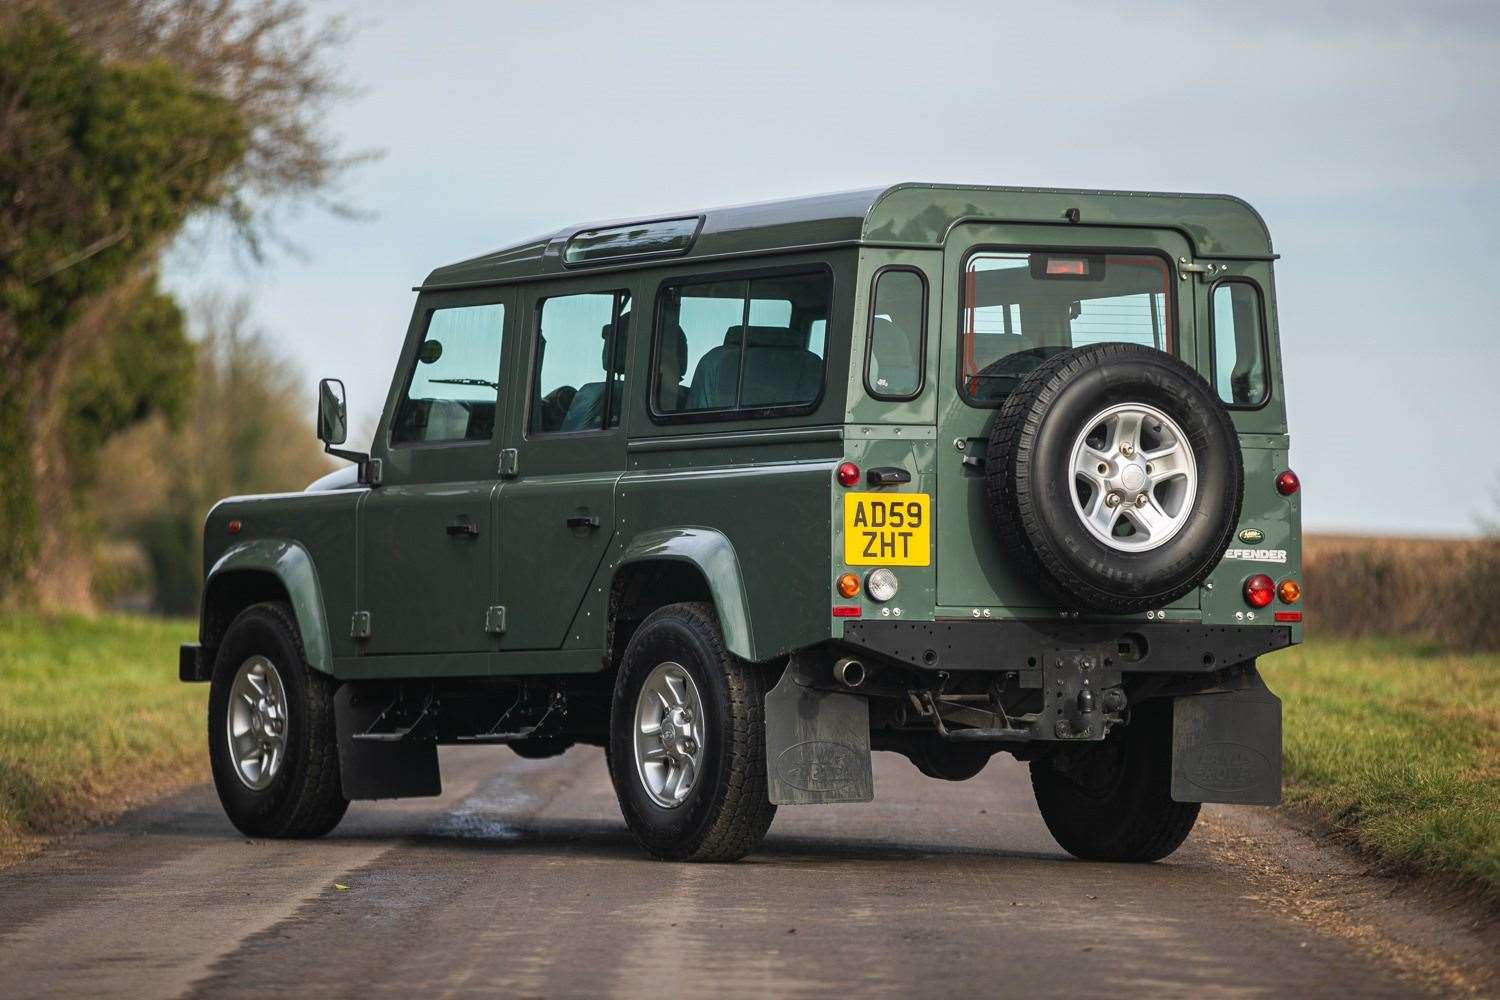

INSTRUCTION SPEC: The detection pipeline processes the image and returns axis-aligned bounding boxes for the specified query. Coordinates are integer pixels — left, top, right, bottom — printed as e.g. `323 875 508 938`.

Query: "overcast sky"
162 0 1500 535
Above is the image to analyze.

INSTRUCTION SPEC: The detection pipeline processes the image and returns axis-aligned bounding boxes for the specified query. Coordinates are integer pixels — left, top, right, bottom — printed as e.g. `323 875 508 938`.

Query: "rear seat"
687 324 822 409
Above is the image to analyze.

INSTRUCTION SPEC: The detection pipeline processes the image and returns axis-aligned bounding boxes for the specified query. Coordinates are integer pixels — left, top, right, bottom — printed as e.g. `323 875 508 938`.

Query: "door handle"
445 517 480 538
566 514 601 531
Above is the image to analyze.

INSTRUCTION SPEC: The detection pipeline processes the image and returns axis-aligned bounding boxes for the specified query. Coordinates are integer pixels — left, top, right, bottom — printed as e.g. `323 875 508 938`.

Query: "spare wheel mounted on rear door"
984 342 1243 614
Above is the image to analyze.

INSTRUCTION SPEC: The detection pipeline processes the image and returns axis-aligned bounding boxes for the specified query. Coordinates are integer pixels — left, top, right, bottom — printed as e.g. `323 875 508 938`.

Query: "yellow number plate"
843 492 931 566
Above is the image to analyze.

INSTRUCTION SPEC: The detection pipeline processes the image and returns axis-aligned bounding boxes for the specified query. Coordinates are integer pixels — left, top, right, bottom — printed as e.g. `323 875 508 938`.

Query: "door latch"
566 514 601 531
445 516 480 538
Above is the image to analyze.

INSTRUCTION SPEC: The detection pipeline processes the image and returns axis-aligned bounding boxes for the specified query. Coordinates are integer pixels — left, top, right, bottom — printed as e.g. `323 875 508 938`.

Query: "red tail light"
1276 470 1300 496
837 462 861 487
1244 574 1275 608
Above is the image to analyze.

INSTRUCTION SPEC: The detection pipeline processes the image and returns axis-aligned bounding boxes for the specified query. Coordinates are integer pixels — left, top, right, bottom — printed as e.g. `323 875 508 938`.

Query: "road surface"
0 747 1441 998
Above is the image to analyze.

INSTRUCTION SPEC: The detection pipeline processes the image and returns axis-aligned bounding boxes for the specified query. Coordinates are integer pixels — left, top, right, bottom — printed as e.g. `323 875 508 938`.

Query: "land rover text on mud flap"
181 184 1301 862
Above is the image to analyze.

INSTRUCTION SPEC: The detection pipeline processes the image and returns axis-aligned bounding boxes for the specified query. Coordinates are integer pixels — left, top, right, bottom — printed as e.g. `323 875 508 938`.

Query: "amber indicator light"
836 572 860 598
1277 579 1301 604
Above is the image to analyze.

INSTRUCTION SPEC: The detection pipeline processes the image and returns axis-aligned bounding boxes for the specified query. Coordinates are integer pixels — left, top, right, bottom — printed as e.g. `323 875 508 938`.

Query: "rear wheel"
608 602 775 861
208 602 348 838
1029 700 1198 862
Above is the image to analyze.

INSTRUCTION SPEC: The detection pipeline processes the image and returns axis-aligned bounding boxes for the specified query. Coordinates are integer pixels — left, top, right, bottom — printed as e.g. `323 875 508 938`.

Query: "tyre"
1029 700 1199 862
208 602 349 838
984 342 1243 614
608 602 776 862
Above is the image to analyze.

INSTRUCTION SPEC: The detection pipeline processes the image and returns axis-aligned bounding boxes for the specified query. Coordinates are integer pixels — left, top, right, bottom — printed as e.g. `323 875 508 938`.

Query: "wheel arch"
608 528 756 663
201 539 334 675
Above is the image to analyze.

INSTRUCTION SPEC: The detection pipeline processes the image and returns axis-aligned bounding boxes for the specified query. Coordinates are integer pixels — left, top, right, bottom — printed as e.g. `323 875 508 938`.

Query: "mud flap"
1171 672 1282 805
764 656 873 805
334 685 441 800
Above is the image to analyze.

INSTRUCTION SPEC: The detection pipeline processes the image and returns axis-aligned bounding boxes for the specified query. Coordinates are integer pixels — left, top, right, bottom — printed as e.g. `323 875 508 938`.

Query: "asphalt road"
0 747 1434 998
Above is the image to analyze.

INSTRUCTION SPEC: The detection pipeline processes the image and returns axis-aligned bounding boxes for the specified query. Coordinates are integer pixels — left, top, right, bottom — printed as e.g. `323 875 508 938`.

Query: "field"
0 614 204 865
1263 639 1499 906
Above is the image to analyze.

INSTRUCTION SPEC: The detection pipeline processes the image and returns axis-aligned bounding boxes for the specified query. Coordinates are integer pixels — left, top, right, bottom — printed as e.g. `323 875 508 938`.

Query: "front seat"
560 313 629 431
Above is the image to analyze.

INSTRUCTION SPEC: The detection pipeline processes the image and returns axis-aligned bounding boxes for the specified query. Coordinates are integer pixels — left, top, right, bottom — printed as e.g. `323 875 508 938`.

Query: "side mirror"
317 378 348 446
315 377 380 485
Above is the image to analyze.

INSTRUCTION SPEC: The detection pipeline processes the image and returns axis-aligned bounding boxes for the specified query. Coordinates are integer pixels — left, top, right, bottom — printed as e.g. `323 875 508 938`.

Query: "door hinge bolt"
350 611 371 640
485 605 507 634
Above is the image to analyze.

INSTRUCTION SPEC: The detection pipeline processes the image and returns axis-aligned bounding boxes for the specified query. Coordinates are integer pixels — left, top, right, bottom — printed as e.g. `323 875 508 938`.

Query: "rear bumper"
179 642 210 683
840 619 1293 674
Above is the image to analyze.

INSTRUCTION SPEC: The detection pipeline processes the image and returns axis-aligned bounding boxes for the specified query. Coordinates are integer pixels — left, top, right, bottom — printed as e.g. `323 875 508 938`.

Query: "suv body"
182 184 1301 861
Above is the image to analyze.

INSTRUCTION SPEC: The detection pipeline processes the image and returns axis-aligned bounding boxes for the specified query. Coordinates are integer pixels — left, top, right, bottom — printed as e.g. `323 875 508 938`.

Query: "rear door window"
654 270 829 417
961 252 1173 404
530 291 630 433
1211 281 1269 407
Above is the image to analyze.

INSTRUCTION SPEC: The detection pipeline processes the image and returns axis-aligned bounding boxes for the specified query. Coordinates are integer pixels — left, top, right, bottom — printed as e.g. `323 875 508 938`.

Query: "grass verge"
0 613 204 867
1261 639 1499 909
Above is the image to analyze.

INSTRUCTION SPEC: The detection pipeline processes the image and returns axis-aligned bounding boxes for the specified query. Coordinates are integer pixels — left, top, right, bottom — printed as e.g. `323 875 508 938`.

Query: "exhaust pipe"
834 657 866 688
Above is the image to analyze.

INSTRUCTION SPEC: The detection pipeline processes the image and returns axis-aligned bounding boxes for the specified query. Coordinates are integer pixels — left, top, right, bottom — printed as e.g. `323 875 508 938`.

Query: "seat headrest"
723 325 804 350
599 313 630 371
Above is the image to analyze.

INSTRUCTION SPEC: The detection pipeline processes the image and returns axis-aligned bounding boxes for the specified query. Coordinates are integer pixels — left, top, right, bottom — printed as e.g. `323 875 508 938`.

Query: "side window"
391 303 504 445
866 268 925 399
530 290 630 433
1212 281 1268 406
654 271 829 416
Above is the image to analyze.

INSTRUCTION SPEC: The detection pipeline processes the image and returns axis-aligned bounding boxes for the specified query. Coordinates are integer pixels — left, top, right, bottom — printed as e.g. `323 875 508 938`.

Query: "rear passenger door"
495 283 632 650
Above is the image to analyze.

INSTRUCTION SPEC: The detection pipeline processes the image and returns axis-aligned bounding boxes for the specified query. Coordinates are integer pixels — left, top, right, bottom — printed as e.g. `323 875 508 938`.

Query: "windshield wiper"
428 377 500 390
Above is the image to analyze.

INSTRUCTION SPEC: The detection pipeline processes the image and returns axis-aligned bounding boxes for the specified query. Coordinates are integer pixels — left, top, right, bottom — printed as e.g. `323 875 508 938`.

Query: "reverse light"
1276 470 1300 496
865 568 899 602
837 462 861 487
1277 579 1301 604
1244 574 1275 608
836 572 860 599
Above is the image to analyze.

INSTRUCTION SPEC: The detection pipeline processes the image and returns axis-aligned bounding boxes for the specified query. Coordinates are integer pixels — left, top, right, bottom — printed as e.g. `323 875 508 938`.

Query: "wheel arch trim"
612 527 756 661
201 539 334 675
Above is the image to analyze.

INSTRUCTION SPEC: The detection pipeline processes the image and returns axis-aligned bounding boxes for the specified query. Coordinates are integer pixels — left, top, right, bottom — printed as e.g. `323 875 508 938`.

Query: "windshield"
961 252 1173 403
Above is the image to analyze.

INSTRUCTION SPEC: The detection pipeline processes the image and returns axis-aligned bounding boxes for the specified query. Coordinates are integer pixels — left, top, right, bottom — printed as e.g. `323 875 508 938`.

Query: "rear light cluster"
837 461 861 487
1244 574 1302 623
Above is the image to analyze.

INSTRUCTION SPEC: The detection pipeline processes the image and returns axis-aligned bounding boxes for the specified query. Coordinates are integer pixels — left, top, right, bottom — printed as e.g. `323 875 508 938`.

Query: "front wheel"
608 602 776 861
1029 700 1198 862
208 602 348 838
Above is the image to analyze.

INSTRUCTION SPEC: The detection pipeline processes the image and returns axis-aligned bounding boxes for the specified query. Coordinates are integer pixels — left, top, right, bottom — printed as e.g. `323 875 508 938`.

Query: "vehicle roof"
420 183 1273 290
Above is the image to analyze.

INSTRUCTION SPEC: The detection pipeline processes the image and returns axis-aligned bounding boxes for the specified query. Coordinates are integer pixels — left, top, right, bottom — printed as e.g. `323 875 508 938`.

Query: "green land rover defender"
181 184 1302 862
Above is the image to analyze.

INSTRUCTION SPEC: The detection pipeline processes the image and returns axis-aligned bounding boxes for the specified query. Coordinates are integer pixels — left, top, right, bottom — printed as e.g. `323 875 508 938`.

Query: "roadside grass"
1262 639 1500 908
0 614 204 867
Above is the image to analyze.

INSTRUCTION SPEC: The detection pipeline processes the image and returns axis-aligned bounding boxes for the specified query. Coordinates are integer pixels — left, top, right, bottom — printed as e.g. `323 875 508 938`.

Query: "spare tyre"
984 343 1242 614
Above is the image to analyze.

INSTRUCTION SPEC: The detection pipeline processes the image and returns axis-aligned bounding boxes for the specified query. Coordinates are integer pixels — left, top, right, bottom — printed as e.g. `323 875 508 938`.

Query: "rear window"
1211 281 1269 407
653 271 829 418
960 252 1173 404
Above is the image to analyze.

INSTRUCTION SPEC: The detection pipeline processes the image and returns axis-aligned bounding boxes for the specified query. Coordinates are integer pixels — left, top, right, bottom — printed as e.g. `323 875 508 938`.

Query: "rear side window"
960 252 1172 404
391 303 505 445
654 271 829 417
865 268 925 399
1211 281 1268 407
530 290 630 433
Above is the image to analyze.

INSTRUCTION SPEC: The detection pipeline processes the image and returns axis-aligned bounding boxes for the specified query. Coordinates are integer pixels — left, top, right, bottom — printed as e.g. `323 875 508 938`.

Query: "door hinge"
498 448 519 478
1177 257 1230 282
485 605 507 634
350 610 372 640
